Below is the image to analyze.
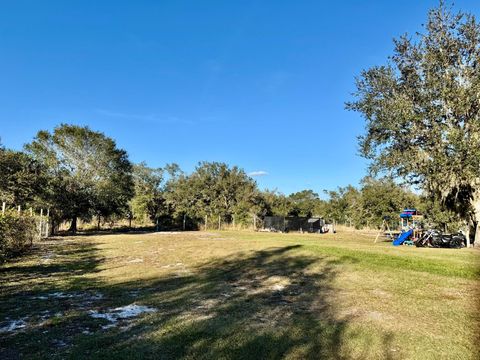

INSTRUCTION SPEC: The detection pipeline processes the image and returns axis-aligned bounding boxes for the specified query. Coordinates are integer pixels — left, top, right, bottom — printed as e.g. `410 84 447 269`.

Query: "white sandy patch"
161 262 184 269
128 258 144 263
89 304 157 328
0 319 28 333
271 284 286 291
145 231 182 235
263 276 291 292
32 292 76 300
41 252 56 263
34 291 103 301
50 292 76 299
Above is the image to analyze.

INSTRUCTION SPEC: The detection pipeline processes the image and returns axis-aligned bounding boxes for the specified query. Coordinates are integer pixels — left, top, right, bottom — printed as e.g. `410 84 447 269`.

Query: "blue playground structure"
399 209 422 230
375 208 424 246
393 209 423 246
393 229 413 246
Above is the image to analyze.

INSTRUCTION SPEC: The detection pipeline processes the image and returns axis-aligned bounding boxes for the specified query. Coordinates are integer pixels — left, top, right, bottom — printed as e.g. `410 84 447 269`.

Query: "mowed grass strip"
1 231 479 360
230 231 479 279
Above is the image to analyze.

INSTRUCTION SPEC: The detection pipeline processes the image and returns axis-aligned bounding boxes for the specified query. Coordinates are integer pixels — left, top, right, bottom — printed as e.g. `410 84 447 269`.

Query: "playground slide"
393 229 413 246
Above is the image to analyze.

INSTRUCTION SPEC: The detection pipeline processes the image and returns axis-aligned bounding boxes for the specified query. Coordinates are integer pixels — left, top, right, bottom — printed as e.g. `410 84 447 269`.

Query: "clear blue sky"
1 1 478 195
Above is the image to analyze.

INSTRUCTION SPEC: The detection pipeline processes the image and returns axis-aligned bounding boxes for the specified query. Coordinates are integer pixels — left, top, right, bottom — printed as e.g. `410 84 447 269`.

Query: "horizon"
1 0 479 196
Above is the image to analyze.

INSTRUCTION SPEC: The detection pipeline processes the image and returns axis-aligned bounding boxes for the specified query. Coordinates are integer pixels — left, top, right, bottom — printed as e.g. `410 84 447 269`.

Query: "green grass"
1 230 479 359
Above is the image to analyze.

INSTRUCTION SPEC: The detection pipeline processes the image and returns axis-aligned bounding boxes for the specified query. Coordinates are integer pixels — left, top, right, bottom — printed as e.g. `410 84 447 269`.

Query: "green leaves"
347 2 480 235
25 124 134 230
0 148 44 205
130 162 166 222
165 162 262 224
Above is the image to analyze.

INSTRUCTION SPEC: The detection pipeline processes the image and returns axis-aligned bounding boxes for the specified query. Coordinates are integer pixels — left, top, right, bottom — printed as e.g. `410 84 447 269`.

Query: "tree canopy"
130 162 166 223
0 147 44 205
346 2 480 245
25 124 134 232
166 162 263 226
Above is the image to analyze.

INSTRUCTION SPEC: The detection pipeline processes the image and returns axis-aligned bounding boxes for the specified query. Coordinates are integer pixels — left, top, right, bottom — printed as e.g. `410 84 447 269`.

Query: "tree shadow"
0 238 105 338
0 240 104 289
72 245 393 359
1 242 397 359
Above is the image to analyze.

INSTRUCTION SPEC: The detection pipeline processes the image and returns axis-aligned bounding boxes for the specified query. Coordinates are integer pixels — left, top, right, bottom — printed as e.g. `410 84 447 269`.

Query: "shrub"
0 211 37 262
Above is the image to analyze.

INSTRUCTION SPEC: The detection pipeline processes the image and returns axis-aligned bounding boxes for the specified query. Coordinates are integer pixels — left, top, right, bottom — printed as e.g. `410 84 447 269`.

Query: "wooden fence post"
45 209 50 238
40 209 43 235
38 209 43 239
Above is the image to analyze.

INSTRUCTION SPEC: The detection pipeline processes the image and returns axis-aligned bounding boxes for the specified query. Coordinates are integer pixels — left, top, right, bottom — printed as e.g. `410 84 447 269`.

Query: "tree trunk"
97 215 101 231
474 222 480 248
470 196 480 247
470 218 480 248
49 218 57 236
470 194 480 246
69 216 77 234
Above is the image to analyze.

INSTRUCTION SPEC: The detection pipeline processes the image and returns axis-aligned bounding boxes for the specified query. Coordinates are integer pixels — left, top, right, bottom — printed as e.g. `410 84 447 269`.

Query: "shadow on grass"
1 241 396 359
0 240 104 290
78 245 394 359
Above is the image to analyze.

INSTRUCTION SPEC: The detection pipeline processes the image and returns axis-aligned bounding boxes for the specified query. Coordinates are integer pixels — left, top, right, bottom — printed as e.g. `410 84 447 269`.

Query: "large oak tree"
26 124 134 233
346 2 480 246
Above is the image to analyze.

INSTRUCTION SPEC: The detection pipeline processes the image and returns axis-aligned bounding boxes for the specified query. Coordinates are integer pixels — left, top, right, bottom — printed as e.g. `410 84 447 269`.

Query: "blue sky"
1 1 478 196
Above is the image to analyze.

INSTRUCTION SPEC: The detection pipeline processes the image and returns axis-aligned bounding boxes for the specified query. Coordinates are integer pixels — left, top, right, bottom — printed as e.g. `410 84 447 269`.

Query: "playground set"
376 208 467 248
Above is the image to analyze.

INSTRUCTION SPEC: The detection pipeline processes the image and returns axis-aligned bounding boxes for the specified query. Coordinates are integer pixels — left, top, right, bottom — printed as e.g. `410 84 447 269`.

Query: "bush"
0 211 37 262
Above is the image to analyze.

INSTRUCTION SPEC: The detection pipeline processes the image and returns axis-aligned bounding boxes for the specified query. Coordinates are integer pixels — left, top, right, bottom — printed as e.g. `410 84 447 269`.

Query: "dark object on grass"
263 216 325 233
415 230 466 249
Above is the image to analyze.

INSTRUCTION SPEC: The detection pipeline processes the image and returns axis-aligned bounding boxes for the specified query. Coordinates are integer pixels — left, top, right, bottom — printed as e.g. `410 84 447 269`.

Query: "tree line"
1 123 462 234
2 3 478 246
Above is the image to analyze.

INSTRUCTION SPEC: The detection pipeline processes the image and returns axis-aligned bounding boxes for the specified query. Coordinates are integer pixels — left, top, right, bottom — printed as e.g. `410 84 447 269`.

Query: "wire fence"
1 202 50 239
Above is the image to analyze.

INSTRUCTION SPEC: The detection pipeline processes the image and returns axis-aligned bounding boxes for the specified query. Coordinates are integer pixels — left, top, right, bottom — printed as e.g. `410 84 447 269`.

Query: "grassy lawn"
1 231 479 359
